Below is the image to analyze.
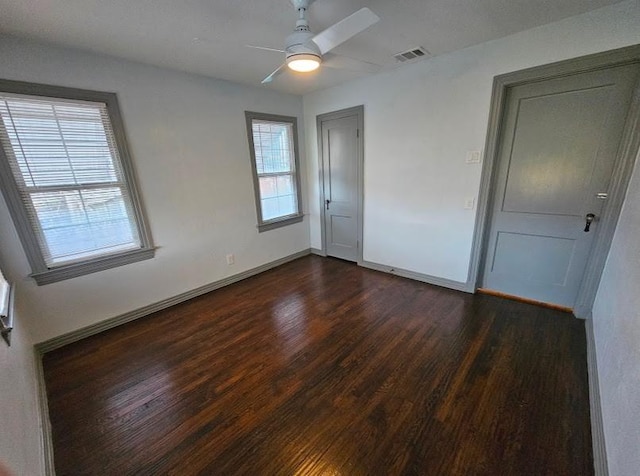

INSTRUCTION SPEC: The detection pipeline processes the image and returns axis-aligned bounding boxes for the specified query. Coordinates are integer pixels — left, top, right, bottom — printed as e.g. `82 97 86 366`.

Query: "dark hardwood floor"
43 256 593 475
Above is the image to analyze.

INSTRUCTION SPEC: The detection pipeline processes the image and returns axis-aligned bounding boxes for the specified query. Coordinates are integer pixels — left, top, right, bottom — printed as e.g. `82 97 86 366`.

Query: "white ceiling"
0 0 625 95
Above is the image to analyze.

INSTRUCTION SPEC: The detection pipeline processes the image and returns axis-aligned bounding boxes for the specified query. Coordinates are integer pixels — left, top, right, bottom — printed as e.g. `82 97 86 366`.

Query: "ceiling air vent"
394 47 430 63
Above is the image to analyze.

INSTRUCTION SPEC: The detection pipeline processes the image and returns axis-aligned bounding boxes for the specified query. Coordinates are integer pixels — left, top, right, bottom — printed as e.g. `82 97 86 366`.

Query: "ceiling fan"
249 0 381 84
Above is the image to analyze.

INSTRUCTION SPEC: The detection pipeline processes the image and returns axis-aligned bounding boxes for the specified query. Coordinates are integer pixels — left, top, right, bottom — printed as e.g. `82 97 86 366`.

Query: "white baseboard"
309 250 470 293
360 259 470 293
585 316 609 476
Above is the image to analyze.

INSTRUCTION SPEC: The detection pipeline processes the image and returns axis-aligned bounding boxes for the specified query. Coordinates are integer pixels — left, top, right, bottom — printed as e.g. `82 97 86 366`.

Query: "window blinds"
251 120 298 221
0 94 142 267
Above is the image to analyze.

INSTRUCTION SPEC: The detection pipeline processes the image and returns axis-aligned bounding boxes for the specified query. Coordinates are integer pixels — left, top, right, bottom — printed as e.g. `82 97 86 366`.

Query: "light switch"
466 150 482 164
464 197 475 210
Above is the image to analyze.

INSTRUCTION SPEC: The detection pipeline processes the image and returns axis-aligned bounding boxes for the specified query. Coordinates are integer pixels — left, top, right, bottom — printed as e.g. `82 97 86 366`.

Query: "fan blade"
323 53 382 73
311 7 380 55
246 45 286 54
262 64 286 84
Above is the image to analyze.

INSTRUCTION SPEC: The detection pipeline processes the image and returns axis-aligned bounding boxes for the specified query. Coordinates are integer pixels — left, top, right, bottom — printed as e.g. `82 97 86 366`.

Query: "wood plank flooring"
43 256 593 475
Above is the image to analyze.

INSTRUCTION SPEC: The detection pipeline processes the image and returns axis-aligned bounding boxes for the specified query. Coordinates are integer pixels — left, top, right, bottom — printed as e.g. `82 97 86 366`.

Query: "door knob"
325 199 331 210
584 213 595 232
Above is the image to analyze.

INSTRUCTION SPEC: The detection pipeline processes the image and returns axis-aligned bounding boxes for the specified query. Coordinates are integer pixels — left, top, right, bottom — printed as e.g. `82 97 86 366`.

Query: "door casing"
468 44 640 318
316 105 364 265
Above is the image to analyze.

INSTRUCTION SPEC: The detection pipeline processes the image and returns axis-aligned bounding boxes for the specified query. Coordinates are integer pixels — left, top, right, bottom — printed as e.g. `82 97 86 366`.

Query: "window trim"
244 111 304 232
0 79 154 285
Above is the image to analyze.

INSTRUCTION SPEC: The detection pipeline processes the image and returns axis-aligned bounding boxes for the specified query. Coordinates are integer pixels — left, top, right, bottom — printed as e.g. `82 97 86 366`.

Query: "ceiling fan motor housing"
285 29 321 61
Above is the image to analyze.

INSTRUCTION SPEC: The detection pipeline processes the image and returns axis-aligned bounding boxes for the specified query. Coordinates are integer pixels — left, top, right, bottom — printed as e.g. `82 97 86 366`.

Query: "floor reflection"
271 291 310 359
101 360 182 459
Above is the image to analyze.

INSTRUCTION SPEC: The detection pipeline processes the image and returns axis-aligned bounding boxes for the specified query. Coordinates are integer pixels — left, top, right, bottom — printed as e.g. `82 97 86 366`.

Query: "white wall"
303 0 640 284
592 149 640 476
0 305 45 476
0 36 308 343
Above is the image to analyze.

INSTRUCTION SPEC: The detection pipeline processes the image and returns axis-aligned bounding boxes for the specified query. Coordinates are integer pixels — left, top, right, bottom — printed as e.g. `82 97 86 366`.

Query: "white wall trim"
35 249 311 354
360 260 470 293
310 247 325 256
585 316 609 476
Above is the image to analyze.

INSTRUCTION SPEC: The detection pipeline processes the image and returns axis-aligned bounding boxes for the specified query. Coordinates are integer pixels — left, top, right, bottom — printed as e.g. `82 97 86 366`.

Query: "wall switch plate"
464 197 475 210
466 150 482 164
226 254 235 265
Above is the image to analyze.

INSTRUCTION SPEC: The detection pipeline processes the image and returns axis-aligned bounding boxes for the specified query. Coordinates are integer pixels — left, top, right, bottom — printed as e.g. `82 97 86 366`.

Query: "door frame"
468 44 640 318
316 105 365 265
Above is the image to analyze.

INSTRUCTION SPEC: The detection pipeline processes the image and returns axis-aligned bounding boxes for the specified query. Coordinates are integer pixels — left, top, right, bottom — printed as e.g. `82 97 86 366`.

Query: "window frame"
0 266 13 346
0 79 154 285
244 111 304 232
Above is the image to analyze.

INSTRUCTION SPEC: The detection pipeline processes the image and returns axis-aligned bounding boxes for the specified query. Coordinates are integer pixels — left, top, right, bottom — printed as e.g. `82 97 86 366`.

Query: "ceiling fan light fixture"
286 53 321 72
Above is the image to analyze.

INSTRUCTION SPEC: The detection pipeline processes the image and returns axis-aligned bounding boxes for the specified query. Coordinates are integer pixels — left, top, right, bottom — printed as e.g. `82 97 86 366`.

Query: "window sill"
31 247 156 285
258 214 304 233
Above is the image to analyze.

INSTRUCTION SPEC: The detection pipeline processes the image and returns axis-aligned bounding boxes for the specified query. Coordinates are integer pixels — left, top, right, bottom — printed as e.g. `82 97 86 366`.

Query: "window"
0 80 154 285
0 267 12 345
245 111 303 232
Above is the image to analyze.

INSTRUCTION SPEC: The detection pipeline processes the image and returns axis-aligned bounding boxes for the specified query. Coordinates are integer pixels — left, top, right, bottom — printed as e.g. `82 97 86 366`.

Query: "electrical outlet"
466 150 482 164
464 197 475 210
226 254 235 265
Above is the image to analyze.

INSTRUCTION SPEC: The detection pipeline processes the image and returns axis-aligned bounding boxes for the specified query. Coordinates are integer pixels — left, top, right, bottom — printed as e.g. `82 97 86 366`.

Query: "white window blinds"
251 120 299 221
0 94 142 267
